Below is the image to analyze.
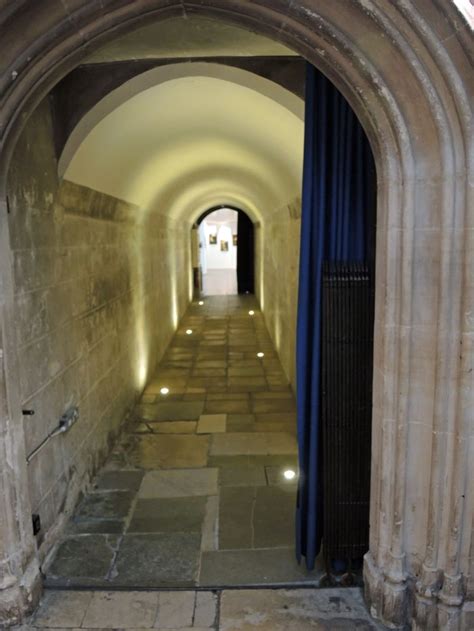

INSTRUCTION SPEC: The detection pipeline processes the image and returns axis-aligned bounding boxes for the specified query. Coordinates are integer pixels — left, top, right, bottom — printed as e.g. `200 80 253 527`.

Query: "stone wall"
257 197 301 391
6 98 191 559
1 3 472 628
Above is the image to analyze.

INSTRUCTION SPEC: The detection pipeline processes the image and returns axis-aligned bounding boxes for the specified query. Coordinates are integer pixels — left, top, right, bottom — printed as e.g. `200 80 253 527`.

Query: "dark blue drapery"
296 64 375 570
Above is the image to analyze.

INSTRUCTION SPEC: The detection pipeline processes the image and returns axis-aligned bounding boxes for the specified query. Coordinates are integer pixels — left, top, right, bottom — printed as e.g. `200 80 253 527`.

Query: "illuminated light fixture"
257 352 265 358
186 329 193 335
283 469 296 481
198 301 204 306
248 310 255 316
160 387 170 396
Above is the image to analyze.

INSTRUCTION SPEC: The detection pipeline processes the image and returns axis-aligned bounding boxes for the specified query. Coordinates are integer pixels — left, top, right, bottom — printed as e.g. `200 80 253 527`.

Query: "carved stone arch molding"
0 2 472 628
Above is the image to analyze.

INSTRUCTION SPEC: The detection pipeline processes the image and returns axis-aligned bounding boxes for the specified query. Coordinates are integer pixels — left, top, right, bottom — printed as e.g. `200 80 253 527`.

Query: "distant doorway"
195 207 255 296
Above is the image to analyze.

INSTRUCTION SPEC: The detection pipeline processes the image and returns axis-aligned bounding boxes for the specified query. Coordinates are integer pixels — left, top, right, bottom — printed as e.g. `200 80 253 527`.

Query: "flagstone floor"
43 295 321 590
15 586 389 630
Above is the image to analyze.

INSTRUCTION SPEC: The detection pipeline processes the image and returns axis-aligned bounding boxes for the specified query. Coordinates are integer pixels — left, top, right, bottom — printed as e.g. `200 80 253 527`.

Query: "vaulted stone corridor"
42 295 315 589
0 3 472 630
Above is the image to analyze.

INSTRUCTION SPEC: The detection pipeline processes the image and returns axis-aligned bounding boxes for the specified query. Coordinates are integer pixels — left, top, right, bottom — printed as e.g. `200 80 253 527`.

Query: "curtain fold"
296 63 376 570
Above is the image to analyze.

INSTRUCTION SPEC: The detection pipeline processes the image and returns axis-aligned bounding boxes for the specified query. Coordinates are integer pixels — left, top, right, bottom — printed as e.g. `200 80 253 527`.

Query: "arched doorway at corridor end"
193 206 255 297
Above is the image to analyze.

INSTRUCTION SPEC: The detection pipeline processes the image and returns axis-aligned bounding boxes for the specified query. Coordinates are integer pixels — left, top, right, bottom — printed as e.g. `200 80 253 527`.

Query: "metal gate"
321 262 374 575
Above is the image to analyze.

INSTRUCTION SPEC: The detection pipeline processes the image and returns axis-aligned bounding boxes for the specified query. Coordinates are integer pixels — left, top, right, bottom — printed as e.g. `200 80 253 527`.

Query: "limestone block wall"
6 99 190 559
257 197 301 392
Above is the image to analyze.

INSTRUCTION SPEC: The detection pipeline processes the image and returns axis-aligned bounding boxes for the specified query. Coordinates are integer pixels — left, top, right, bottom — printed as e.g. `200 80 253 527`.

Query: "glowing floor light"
257 352 265 358
284 469 296 480
198 301 204 306
160 387 170 396
249 310 255 316
186 329 193 335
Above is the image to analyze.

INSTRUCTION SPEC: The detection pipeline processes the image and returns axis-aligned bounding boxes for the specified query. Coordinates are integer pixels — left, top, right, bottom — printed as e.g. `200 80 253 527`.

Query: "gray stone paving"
24 297 387 628
43 296 310 590
15 587 389 629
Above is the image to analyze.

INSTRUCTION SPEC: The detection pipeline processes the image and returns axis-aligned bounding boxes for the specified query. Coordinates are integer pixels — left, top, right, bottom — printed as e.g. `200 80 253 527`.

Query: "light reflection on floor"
43 295 322 589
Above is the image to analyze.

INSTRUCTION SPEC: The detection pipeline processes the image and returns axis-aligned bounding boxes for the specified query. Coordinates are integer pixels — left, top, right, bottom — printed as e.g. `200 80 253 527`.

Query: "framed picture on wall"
233 234 238 246
220 240 229 252
209 234 217 245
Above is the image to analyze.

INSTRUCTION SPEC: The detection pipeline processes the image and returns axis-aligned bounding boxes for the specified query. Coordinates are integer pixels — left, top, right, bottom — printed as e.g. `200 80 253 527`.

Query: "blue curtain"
296 64 376 570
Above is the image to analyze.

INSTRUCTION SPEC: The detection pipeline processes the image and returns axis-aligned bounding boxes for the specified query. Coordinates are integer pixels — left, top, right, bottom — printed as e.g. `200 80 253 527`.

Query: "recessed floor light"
186 329 193 335
257 352 265 358
198 301 204 306
284 469 296 480
249 310 255 316
160 387 170 395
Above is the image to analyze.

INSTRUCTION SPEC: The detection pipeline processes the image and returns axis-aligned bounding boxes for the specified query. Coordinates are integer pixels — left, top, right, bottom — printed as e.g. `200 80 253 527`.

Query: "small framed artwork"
209 234 217 245
232 234 238 246
220 240 229 252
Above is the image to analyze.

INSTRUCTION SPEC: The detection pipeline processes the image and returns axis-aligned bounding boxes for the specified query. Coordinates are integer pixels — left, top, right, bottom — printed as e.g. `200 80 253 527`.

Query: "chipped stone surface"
82 591 158 628
111 534 202 587
18 587 389 629
194 591 218 627
219 588 386 630
33 590 93 627
157 591 195 627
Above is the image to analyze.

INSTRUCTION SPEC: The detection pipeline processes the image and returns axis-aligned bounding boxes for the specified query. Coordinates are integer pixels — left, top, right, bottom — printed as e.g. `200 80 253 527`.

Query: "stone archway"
0 3 472 629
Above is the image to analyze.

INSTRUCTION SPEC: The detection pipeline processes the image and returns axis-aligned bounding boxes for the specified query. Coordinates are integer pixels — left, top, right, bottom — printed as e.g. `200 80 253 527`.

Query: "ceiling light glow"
160 387 170 395
257 352 265 358
186 329 193 335
283 469 296 480
249 310 255 316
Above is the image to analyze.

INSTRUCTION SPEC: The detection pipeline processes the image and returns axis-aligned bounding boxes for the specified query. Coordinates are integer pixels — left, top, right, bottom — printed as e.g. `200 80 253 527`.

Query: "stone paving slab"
218 486 295 550
219 487 256 549
18 587 389 630
41 296 370 601
197 414 227 434
111 533 201 587
204 399 250 414
66 518 125 535
199 548 322 586
93 470 144 492
131 420 198 434
126 434 209 469
218 464 266 487
253 486 295 548
219 588 386 630
137 401 205 421
45 535 119 586
210 432 297 456
32 590 93 627
129 497 207 533
139 468 218 498
82 591 158 628
207 455 298 468
265 464 299 486
74 490 135 521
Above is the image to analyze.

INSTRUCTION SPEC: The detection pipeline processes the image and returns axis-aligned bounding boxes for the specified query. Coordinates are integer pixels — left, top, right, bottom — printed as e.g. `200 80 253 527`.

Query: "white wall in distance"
200 209 238 270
